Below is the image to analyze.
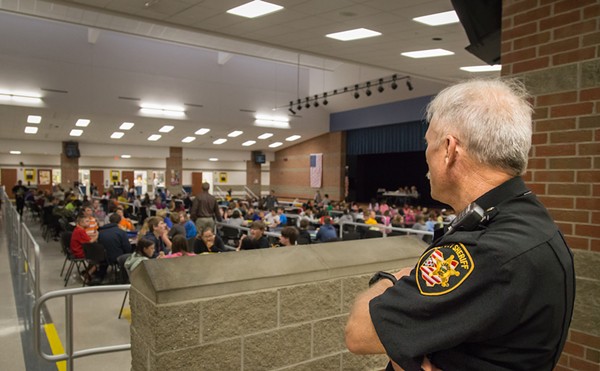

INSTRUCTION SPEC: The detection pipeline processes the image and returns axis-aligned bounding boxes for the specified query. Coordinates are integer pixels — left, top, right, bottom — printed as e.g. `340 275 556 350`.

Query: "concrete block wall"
501 1 600 370
129 236 425 370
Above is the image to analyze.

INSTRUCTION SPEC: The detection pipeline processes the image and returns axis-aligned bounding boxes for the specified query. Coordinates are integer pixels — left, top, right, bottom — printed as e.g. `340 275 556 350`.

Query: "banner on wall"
111 170 120 183
170 170 180 186
219 172 228 183
309 153 322 188
39 170 51 185
25 169 35 182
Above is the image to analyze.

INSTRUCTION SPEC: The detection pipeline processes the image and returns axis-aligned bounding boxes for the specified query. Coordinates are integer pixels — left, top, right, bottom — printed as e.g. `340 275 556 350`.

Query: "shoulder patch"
416 243 474 296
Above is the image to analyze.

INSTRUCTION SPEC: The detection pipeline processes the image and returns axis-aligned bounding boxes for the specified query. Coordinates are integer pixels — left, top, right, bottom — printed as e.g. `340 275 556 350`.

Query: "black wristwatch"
368 271 398 287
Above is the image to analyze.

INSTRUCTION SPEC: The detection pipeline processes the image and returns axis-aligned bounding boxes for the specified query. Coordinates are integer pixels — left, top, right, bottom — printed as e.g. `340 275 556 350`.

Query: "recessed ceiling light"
228 130 243 137
27 115 41 124
70 129 83 136
140 103 185 118
242 140 256 146
111 132 124 139
401 48 454 58
254 116 290 128
120 122 134 130
213 138 227 145
24 126 38 134
326 28 381 41
159 125 174 133
121 154 131 159
208 158 219 162
182 136 196 143
195 128 210 135
148 134 162 141
226 0 283 18
75 119 90 127
269 142 283 148
258 133 273 139
0 91 42 105
9 150 21 155
413 10 459 26
460 65 503 72
286 135 301 141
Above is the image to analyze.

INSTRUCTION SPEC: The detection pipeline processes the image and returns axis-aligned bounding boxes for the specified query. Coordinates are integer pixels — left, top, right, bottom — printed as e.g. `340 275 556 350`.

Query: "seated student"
124 238 156 273
156 209 172 229
276 207 287 227
237 221 269 250
316 217 337 243
97 213 132 278
168 211 187 240
163 235 195 258
278 226 299 247
71 214 99 259
116 207 135 231
226 210 244 227
142 216 172 258
193 227 227 254
364 211 379 225
183 213 197 239
297 219 312 245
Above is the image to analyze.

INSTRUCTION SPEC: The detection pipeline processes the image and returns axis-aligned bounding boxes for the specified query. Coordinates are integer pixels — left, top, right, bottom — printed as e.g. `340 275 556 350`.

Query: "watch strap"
369 271 398 287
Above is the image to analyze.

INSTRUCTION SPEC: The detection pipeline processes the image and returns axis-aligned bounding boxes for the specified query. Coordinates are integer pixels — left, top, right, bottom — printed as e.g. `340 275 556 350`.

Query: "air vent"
118 96 141 101
239 109 256 113
184 103 204 108
41 88 68 94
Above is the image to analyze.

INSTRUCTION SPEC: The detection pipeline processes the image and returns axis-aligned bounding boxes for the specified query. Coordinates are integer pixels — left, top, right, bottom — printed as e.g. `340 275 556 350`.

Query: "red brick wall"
502 1 600 370
270 132 345 201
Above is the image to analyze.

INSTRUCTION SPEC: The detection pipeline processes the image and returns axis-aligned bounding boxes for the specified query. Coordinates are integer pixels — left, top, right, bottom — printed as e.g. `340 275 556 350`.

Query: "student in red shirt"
70 214 98 259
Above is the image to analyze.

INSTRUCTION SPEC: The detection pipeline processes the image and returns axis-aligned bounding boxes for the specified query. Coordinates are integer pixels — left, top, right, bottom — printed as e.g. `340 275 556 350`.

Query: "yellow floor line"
44 323 66 371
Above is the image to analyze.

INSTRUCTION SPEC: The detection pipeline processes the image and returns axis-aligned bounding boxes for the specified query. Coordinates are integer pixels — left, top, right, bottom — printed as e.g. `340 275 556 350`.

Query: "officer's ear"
445 135 459 166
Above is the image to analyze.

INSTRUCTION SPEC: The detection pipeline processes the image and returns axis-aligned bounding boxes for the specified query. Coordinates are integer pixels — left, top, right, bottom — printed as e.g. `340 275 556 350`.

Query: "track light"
278 74 411 110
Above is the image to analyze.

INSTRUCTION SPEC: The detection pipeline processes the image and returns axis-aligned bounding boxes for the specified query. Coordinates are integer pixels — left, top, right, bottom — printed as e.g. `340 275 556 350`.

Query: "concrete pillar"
166 147 182 195
60 141 79 190
246 160 261 200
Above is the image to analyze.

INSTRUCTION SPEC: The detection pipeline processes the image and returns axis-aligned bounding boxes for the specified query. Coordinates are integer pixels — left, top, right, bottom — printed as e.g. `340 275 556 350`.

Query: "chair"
342 231 361 241
364 229 384 239
117 253 132 319
220 225 242 246
82 242 107 286
61 231 89 287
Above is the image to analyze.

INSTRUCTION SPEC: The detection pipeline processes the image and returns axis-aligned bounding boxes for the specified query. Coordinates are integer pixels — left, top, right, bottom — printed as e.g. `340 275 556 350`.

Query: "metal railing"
215 221 282 239
243 186 258 200
338 220 433 239
33 285 131 371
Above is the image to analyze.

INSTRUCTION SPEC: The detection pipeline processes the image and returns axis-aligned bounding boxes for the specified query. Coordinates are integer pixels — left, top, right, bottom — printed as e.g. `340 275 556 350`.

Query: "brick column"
501 1 599 370
246 160 261 200
166 147 182 195
60 142 79 190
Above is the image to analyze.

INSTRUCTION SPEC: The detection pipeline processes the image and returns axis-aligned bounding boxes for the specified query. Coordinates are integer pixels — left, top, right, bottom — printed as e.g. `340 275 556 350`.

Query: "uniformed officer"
345 79 575 371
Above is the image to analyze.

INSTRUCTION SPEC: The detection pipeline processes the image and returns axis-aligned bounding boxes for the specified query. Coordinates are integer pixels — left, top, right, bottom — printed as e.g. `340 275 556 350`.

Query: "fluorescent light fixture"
254 115 290 129
182 136 196 143
258 133 273 139
413 10 459 26
286 135 301 141
147 134 162 141
120 122 134 130
111 132 124 139
226 0 283 18
24 126 38 134
209 158 219 162
9 150 21 155
0 91 43 105
159 125 174 133
121 155 131 159
460 65 502 72
242 140 256 146
269 142 283 148
228 130 243 137
195 128 210 135
140 103 185 118
27 115 42 124
401 49 454 58
75 119 90 127
326 28 381 41
213 138 227 145
70 129 83 137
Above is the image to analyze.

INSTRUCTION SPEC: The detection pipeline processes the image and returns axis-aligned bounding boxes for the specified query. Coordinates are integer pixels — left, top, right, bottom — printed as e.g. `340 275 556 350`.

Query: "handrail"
215 221 281 238
34 285 132 370
243 186 258 200
21 223 41 299
338 220 434 238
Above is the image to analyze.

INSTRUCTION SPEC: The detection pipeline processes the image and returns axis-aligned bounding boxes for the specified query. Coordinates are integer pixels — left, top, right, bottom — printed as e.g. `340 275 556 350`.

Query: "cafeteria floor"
1 213 132 371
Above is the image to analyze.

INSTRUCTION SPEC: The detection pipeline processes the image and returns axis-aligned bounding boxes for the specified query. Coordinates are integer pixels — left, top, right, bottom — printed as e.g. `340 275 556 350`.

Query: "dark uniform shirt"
370 177 575 371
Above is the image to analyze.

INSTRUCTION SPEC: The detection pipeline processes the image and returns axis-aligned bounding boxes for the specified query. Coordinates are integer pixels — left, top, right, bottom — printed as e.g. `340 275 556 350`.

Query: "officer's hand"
393 267 412 280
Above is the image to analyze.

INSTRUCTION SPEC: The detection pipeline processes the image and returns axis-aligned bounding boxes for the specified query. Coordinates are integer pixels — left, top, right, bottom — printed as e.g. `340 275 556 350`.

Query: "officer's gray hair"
426 79 533 176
